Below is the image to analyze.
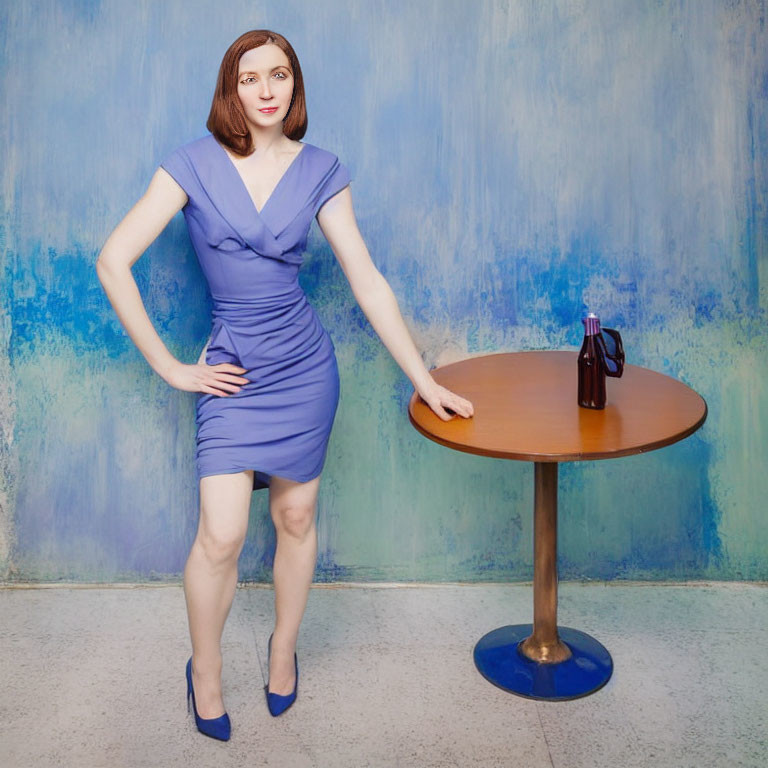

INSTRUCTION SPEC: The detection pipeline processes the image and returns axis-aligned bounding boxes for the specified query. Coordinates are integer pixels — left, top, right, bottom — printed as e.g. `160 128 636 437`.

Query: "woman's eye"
242 76 256 84
274 72 286 79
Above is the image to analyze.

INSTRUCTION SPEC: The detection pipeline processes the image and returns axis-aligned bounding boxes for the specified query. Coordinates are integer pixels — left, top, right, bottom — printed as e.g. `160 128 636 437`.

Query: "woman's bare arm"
316 188 474 421
96 169 248 396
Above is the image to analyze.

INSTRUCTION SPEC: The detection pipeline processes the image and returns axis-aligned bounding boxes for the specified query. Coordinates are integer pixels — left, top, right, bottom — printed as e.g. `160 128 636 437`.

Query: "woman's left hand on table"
417 378 475 421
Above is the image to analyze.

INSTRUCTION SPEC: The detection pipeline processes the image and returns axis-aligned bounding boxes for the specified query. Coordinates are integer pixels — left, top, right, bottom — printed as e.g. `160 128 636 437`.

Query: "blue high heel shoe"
265 632 298 717
186 657 231 741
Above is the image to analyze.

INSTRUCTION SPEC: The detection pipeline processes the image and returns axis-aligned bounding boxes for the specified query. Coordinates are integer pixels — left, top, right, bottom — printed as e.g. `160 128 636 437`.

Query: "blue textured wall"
1 0 766 582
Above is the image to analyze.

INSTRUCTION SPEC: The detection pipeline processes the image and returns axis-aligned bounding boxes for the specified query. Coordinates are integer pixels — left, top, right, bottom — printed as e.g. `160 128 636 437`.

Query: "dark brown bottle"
578 312 605 409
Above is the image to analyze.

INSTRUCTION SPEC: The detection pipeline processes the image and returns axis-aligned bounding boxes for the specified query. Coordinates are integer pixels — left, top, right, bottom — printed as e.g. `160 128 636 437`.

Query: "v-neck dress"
159 132 352 490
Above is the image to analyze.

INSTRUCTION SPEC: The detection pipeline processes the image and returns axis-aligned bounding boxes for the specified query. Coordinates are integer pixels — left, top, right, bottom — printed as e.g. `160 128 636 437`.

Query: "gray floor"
0 582 766 768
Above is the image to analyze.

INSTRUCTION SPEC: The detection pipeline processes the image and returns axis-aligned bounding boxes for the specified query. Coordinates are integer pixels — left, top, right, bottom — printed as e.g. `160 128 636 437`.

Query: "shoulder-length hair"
207 29 308 156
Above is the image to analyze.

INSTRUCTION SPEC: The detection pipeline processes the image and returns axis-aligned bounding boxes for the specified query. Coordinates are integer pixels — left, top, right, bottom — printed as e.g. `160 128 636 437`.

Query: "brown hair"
206 30 307 156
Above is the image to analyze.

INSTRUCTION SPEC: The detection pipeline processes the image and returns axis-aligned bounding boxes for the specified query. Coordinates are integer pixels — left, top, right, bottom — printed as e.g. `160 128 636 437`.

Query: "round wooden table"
408 350 707 701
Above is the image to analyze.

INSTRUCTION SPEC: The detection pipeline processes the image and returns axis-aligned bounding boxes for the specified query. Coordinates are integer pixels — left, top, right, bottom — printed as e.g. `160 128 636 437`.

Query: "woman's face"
236 44 294 129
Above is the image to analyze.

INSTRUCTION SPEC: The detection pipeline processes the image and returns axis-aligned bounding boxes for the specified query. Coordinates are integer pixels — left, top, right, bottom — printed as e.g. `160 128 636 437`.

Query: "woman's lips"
259 107 278 113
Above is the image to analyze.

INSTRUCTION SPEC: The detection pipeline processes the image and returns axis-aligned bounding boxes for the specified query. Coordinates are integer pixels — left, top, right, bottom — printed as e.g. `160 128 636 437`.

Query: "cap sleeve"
159 146 196 204
313 157 352 216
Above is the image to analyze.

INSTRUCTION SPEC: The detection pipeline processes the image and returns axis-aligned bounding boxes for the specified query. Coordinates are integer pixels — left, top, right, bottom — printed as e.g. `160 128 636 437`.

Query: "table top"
408 350 708 462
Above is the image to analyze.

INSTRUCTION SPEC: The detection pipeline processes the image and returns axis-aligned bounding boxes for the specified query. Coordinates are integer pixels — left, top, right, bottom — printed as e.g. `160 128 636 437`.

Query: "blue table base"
473 624 613 701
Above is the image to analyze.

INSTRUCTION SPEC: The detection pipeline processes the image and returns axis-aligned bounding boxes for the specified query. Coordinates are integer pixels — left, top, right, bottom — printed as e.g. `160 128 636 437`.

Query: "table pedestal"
473 462 614 701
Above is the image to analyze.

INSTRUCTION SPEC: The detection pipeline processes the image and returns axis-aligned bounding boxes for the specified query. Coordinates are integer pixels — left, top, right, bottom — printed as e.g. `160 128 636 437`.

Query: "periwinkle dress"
160 133 351 490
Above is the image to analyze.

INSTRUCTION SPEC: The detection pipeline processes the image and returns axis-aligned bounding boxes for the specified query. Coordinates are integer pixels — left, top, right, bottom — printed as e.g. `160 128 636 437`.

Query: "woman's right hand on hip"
163 361 249 396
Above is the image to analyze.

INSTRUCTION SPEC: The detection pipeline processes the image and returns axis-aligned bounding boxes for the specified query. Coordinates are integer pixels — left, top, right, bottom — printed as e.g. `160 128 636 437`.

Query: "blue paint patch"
5 232 210 363
693 289 723 326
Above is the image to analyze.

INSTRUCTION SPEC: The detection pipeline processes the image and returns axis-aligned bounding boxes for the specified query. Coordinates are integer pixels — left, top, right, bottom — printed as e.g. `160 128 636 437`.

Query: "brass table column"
519 462 571 664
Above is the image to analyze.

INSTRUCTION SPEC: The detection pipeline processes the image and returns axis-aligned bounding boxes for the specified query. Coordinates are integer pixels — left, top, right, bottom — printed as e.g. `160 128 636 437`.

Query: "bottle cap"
582 312 601 335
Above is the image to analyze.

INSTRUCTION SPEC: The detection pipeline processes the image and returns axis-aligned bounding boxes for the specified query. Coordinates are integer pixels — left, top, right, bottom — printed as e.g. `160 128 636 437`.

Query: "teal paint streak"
1 0 766 582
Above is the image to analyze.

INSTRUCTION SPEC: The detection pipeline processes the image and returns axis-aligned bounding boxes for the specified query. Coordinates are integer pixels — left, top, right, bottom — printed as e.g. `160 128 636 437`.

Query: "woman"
96 29 474 740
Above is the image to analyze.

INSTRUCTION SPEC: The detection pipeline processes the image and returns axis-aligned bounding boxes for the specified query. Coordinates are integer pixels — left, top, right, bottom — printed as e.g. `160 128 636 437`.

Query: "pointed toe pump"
186 657 231 741
265 632 299 717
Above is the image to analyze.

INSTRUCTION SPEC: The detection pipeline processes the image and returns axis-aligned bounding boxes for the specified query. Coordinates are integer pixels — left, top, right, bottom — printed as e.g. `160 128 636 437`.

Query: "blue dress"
160 133 352 490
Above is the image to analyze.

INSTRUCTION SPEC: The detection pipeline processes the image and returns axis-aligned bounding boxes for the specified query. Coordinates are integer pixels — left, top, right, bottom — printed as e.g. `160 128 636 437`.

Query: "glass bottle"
578 312 606 409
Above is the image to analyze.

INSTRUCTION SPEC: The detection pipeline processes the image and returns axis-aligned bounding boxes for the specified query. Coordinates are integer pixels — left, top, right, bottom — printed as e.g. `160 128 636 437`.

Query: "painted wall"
1 0 766 582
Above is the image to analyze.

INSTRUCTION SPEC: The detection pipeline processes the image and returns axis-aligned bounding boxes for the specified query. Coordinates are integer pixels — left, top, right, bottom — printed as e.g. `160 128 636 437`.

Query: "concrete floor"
0 581 766 768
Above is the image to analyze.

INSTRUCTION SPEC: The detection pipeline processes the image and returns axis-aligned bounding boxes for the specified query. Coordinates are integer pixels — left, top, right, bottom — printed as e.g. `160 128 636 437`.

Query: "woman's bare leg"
267 473 321 695
183 470 253 718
